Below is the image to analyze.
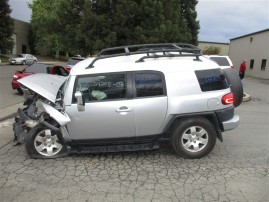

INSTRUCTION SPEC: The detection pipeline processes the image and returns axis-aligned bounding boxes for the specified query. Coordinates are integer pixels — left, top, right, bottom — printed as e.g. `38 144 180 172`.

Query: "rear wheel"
171 117 217 159
25 124 67 159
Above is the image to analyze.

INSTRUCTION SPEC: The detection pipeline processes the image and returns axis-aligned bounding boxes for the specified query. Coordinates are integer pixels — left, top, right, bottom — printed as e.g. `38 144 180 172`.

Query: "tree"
0 0 14 54
180 0 200 45
202 46 221 55
28 25 36 54
30 0 66 58
30 0 200 56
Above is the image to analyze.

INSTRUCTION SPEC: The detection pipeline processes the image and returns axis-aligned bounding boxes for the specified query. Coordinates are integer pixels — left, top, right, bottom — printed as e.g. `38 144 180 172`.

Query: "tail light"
231 66 234 69
222 92 234 105
65 66 71 71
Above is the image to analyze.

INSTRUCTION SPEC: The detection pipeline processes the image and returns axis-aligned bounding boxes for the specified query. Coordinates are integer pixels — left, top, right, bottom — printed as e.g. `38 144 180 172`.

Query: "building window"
250 59 254 69
261 59 267 70
22 45 27 53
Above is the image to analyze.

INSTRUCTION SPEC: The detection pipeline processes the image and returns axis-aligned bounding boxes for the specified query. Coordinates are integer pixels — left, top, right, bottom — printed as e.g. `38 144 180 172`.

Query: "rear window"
210 57 230 66
25 64 51 74
195 69 228 92
67 58 84 65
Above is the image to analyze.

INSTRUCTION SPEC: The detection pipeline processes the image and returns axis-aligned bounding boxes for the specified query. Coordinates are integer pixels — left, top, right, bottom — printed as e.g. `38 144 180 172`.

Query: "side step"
70 142 159 154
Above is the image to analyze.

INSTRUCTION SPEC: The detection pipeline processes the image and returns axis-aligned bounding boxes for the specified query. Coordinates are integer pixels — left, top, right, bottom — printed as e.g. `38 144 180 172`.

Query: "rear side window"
195 69 228 92
134 72 165 97
210 57 230 66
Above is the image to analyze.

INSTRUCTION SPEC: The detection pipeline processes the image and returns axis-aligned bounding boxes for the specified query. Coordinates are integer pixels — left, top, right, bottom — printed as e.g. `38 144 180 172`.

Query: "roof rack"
87 43 201 68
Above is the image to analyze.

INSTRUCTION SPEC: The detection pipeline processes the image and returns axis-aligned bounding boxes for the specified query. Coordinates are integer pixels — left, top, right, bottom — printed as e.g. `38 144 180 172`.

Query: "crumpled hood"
18 74 67 103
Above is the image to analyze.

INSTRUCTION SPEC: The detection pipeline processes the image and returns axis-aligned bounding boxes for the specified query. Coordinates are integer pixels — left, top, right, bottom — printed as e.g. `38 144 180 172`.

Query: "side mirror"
75 91 85 111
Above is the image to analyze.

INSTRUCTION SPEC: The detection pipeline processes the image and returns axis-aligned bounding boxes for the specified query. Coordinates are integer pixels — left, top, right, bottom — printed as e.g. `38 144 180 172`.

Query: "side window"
195 69 229 92
74 74 127 102
135 72 164 97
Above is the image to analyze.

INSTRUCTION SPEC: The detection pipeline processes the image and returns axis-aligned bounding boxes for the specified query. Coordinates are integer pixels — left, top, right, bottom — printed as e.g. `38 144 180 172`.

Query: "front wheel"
171 117 217 159
25 124 67 159
22 60 26 65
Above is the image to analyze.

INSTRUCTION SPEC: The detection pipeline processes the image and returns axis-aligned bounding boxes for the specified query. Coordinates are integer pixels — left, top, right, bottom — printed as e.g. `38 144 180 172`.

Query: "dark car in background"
65 56 85 71
11 63 69 93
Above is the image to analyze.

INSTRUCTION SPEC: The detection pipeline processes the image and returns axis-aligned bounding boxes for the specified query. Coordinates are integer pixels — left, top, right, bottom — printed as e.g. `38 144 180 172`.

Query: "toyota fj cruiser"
13 43 243 159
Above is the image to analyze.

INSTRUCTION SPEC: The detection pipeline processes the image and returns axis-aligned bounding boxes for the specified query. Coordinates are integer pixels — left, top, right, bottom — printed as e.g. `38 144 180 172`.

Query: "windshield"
57 75 70 102
25 63 51 73
17 54 24 58
67 58 84 65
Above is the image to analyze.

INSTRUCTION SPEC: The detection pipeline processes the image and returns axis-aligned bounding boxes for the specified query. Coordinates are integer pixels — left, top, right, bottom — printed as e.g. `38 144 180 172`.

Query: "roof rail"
87 43 201 68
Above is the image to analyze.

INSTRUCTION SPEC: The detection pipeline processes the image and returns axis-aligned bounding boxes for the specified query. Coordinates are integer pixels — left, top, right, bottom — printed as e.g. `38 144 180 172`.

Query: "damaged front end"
13 74 70 145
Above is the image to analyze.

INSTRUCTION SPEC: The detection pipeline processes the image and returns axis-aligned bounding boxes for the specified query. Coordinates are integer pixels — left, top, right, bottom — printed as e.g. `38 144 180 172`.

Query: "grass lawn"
0 55 9 63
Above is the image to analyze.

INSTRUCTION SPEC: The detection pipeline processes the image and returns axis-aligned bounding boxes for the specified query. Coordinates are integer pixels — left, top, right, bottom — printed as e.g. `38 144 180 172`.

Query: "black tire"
22 60 26 65
25 124 67 159
17 88 23 94
223 68 243 107
171 117 217 159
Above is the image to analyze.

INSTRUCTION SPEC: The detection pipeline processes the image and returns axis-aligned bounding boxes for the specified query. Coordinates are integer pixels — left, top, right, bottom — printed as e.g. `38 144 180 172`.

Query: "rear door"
132 71 168 136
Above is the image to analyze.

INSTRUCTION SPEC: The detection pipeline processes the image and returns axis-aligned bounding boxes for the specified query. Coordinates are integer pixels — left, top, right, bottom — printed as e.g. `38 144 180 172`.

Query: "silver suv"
13 43 243 159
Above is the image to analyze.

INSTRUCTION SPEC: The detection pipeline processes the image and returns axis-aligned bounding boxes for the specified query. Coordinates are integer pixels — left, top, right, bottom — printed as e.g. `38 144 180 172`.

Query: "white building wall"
229 30 269 79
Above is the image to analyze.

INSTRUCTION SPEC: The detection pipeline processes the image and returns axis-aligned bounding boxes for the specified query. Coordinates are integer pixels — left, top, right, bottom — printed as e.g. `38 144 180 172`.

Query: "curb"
243 93 252 102
0 112 17 122
0 103 23 122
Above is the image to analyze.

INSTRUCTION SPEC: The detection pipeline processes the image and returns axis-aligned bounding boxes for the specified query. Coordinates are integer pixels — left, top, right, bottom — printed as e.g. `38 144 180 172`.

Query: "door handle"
115 106 133 113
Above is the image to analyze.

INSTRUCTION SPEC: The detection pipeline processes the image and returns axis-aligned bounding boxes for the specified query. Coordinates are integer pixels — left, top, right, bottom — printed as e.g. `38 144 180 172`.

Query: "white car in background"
9 54 37 65
203 55 234 69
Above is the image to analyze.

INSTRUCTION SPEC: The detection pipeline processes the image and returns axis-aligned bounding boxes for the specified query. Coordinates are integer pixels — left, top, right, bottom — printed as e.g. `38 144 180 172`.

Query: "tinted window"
250 59 254 69
210 57 230 66
195 69 228 92
261 59 267 70
25 63 51 74
135 73 164 97
75 74 127 102
67 58 84 65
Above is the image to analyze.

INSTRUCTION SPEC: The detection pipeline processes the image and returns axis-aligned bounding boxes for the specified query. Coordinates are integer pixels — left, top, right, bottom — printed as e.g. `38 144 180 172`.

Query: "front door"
65 72 135 140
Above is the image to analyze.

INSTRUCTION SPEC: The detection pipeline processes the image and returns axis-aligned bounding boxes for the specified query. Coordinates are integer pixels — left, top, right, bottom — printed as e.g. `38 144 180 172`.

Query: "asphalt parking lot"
0 76 268 202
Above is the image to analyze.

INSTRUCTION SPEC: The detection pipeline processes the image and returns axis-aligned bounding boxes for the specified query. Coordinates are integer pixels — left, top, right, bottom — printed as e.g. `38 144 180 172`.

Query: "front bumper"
13 108 28 144
10 60 22 65
222 114 240 131
13 107 36 144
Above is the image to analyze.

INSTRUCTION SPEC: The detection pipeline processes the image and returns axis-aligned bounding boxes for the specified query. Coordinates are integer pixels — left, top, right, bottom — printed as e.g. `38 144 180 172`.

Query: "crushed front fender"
13 117 26 145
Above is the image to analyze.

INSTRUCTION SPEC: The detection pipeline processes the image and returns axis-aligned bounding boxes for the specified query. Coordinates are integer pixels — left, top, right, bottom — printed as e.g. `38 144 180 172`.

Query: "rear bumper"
222 114 240 131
